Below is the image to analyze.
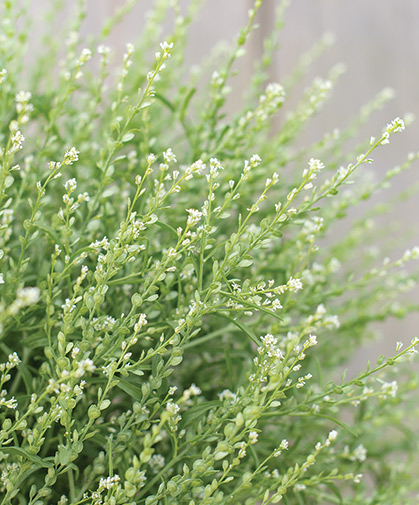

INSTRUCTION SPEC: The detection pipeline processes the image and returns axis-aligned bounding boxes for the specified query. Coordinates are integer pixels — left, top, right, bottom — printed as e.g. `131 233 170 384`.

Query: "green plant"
0 1 418 504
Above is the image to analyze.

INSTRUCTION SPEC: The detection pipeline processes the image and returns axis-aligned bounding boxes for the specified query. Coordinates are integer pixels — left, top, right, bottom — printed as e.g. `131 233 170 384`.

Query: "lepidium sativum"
0 1 418 504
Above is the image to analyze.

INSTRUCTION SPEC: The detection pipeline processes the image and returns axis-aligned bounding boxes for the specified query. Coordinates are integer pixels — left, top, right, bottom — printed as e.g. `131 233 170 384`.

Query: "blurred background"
33 0 419 370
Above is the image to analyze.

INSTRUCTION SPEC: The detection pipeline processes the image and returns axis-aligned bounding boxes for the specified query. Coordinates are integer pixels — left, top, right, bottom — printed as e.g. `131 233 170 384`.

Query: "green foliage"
0 1 418 504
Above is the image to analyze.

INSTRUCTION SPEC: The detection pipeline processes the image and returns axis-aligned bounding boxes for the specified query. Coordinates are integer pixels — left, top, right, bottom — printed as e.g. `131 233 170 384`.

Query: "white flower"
15 90 32 103
306 334 318 347
191 159 206 174
79 48 92 64
64 147 79 165
0 396 18 409
186 208 203 227
387 117 405 133
149 454 165 473
16 287 40 306
64 178 77 192
71 347 80 359
160 41 174 52
0 68 7 85
99 474 120 490
238 441 247 458
166 401 180 415
261 334 277 347
75 358 96 377
163 148 177 163
265 83 285 102
353 444 367 462
134 313 147 333
272 299 282 311
287 277 303 292
249 431 259 444
380 380 398 398
182 383 201 400
250 154 261 167
97 44 111 55
308 158 325 174
10 130 24 153
218 389 238 403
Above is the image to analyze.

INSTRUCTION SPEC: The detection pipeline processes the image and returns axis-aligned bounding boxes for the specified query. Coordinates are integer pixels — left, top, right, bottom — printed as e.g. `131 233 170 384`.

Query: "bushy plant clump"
0 1 418 504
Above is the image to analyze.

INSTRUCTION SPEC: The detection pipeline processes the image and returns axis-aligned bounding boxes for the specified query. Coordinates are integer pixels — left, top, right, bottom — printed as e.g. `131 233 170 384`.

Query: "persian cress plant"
0 1 418 505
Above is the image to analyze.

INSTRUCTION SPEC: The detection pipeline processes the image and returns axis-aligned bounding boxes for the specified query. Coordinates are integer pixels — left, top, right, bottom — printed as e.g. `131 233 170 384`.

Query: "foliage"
0 1 418 504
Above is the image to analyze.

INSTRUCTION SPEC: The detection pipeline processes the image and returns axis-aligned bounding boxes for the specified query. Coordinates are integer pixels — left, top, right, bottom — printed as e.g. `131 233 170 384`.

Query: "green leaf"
0 446 53 468
22 333 48 349
224 346 234 389
182 401 221 427
115 377 143 402
324 482 344 504
122 132 135 142
212 313 259 346
100 399 111 410
312 414 358 437
180 88 196 120
154 92 175 112
57 445 72 465
238 258 253 268
155 220 178 237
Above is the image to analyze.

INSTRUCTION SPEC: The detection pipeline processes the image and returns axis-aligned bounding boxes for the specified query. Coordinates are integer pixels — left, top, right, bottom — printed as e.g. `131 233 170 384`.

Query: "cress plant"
0 1 418 504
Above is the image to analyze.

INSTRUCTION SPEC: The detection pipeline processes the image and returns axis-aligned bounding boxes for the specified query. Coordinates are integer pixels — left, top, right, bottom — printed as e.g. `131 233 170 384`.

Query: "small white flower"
249 431 259 444
64 147 79 165
126 42 134 54
97 44 111 55
10 130 24 152
353 444 367 462
16 287 40 306
308 158 325 174
79 48 92 63
0 68 7 85
306 334 318 347
163 148 177 164
250 154 262 167
160 41 174 52
75 358 96 377
354 474 363 484
64 178 77 192
182 383 201 400
287 277 303 292
134 313 148 333
380 380 398 398
387 117 405 133
15 90 32 103
166 401 180 415
186 208 203 227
